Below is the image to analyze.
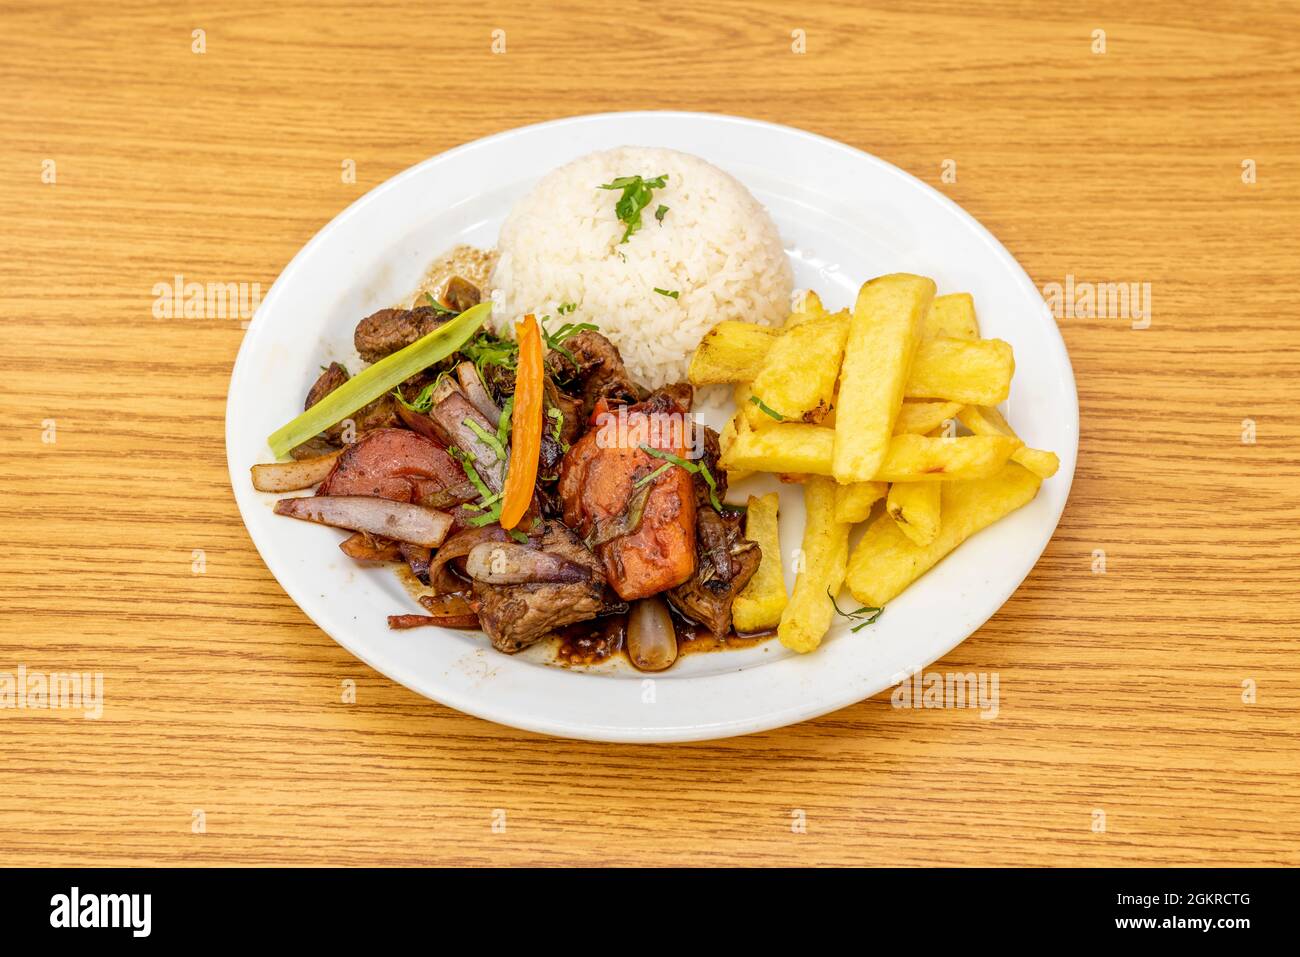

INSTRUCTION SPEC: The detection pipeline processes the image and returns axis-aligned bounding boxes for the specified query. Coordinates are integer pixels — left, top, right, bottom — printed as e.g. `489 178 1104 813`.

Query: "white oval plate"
227 111 1078 743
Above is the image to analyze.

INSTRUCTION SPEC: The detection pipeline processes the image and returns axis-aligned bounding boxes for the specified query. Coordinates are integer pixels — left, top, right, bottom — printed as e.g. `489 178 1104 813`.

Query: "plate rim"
225 110 1079 742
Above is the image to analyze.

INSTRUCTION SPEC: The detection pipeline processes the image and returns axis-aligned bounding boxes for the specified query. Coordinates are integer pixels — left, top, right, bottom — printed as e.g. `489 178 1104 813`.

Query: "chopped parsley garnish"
633 462 673 488
539 317 599 364
598 174 668 243
496 394 515 451
464 417 506 462
638 444 724 512
655 204 668 224
654 288 679 299
463 331 517 383
828 589 883 632
748 394 785 421
392 373 447 414
547 406 566 446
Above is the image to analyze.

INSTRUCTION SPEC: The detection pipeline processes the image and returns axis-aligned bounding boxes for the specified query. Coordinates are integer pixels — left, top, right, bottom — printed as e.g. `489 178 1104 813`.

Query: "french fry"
886 481 941 546
787 290 830 326
957 405 1060 479
905 337 1014 405
720 421 835 475
718 384 754 483
834 480 887 524
833 274 936 483
723 426 1017 482
875 434 1019 482
688 321 776 384
732 493 787 633
922 292 980 340
846 463 1042 606
778 477 851 653
744 312 850 428
893 399 963 436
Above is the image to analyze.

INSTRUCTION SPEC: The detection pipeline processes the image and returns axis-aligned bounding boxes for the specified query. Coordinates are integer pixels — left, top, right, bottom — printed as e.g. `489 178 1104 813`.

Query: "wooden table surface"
2 0 1297 867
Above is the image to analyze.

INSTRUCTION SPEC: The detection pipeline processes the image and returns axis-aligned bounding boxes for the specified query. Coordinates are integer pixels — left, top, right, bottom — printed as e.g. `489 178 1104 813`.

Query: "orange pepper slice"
498 314 543 530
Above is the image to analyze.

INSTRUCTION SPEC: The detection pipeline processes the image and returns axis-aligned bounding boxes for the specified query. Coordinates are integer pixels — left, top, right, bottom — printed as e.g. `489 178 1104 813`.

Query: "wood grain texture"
1 0 1298 867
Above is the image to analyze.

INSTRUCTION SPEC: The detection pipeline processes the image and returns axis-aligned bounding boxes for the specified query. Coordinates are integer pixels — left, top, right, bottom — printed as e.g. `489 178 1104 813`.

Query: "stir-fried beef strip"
557 389 698 600
667 507 761 637
468 522 615 653
545 330 642 416
354 305 455 363
306 361 349 411
693 425 727 506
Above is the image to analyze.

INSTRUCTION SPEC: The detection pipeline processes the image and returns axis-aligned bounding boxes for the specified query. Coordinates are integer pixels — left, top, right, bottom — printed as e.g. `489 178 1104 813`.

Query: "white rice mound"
490 147 792 388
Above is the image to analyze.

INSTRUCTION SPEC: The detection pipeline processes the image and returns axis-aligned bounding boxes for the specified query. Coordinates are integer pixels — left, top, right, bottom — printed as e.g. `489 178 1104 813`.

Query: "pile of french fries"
689 274 1060 653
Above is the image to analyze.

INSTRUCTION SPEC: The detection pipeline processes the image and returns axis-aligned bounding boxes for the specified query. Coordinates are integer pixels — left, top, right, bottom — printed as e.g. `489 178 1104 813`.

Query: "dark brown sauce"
555 614 626 665
553 609 775 668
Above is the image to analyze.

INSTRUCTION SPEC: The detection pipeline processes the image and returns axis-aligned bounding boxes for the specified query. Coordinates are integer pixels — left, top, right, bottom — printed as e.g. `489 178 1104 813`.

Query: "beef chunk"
470 523 610 653
354 305 453 363
545 330 642 416
667 507 760 637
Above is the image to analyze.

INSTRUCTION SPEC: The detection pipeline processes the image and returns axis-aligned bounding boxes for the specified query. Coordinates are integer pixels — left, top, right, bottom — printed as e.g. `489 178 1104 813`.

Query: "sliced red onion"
456 360 502 424
464 541 592 585
273 495 452 547
251 449 342 492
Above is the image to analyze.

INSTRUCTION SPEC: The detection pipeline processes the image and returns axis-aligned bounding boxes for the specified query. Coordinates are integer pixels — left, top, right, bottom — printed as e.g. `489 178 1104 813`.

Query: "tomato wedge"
498 314 543 530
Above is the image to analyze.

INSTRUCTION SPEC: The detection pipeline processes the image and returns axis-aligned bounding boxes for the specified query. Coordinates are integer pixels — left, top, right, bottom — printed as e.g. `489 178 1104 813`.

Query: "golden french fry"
732 493 787 633
957 405 1060 479
834 480 887 524
720 421 835 475
688 321 777 384
833 274 936 483
886 481 941 546
893 399 963 436
905 337 1014 405
922 292 980 340
722 426 1017 482
875 433 1019 482
787 290 830 326
745 312 850 428
846 463 1042 606
717 384 754 483
778 477 850 653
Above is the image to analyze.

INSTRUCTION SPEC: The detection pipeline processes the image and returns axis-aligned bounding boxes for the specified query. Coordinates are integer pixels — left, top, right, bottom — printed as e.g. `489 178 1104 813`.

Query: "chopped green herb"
655 204 668 224
496 394 515 451
464 417 506 462
654 288 679 299
748 394 785 421
828 589 884 632
638 445 724 512
597 173 669 243
392 373 447 414
633 462 673 488
547 406 565 444
463 331 518 384
508 529 529 544
557 302 577 315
